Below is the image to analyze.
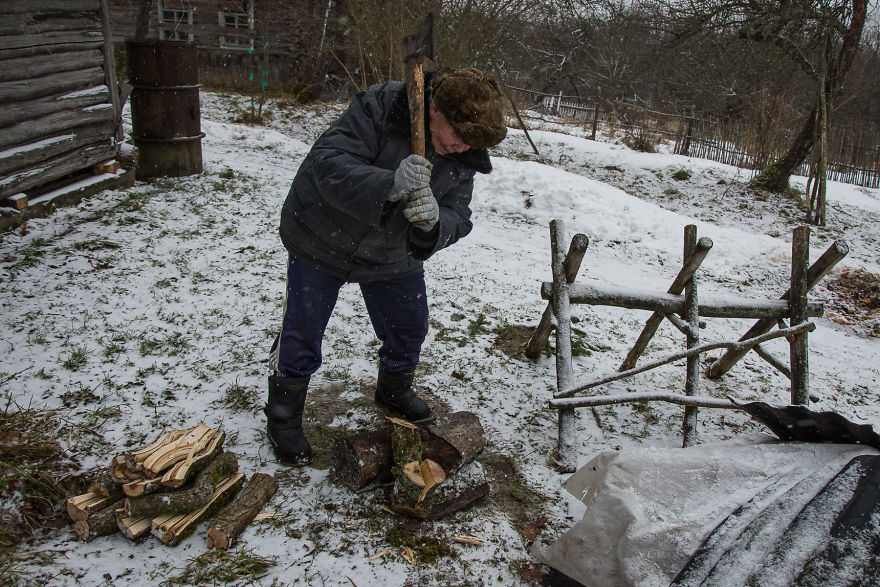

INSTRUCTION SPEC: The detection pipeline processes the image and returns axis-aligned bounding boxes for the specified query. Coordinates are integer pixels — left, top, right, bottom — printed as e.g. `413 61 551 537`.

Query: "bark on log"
206 472 278 549
331 412 486 492
72 498 122 541
151 473 246 546
331 429 395 492
82 468 122 499
124 451 238 519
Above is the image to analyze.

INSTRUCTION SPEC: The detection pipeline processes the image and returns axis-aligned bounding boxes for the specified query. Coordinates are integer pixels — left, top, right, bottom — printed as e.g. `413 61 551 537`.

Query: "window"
219 1 253 49
157 2 193 41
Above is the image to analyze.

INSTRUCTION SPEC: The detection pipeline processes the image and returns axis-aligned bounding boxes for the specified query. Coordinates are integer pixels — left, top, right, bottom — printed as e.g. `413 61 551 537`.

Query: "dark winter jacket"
279 73 494 282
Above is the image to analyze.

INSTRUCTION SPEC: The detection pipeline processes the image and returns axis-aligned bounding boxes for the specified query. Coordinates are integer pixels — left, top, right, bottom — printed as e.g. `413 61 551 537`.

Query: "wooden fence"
508 87 880 189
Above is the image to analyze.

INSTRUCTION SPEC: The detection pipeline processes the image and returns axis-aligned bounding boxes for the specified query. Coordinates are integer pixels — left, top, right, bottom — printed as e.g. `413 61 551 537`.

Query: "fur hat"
432 68 507 149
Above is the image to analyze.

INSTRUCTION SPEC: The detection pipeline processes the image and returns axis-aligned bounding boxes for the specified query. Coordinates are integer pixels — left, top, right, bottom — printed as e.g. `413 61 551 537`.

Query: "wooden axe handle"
406 61 426 157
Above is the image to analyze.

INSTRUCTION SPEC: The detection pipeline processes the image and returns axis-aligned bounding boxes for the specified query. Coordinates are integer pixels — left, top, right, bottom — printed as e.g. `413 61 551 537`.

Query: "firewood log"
151 472 246 546
72 498 123 541
115 509 152 540
143 424 215 478
160 430 225 488
331 411 486 491
124 452 238 519
66 492 116 522
123 427 190 472
205 472 278 549
122 476 164 498
331 429 395 491
389 461 490 520
86 469 123 499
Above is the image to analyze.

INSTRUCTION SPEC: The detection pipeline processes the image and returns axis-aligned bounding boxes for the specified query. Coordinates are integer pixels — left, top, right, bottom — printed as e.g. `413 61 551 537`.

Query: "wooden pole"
525 233 589 359
544 282 824 319
620 236 713 370
707 239 847 378
551 220 577 472
682 226 699 447
555 322 815 399
790 227 810 405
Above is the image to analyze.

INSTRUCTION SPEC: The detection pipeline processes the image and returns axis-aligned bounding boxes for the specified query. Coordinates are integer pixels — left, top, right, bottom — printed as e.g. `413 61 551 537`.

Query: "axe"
402 13 436 158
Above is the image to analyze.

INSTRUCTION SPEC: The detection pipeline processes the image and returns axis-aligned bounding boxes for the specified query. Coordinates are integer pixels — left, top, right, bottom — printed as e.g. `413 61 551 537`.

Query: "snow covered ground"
1 91 879 585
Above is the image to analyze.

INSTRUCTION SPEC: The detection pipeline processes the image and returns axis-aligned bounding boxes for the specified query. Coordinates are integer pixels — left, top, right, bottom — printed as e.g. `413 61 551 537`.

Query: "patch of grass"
467 313 491 337
671 168 692 181
0 402 78 548
384 525 458 565
221 380 259 413
139 332 190 357
623 134 656 153
62 345 88 371
71 238 121 252
156 547 277 586
664 187 682 197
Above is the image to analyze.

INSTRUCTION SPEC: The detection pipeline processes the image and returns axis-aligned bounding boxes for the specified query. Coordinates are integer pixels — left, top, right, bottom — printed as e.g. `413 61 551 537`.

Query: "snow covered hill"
1 91 878 585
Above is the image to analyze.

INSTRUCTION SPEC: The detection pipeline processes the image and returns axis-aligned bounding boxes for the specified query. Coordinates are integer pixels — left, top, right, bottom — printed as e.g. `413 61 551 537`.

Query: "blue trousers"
269 257 429 377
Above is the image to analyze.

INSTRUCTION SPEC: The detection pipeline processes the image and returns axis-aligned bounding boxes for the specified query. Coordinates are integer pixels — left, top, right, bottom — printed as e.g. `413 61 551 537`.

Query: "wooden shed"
0 0 132 223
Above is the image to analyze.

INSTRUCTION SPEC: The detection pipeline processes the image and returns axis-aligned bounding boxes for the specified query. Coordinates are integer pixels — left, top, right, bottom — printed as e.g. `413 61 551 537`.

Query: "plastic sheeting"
532 438 879 587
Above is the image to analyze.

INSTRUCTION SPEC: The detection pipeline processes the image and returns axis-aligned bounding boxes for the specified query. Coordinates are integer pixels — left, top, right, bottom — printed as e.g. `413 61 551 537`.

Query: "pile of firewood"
67 423 277 548
332 411 489 519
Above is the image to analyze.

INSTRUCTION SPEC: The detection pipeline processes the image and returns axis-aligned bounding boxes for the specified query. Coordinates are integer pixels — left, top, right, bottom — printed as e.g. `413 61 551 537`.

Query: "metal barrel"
125 40 204 179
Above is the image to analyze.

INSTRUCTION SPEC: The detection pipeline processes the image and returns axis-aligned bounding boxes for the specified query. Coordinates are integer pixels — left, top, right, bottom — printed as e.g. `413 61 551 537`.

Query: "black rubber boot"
265 375 312 466
375 366 432 422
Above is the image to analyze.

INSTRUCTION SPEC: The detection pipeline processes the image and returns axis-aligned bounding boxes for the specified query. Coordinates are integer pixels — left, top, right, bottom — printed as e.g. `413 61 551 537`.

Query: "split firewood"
124 452 239 519
86 469 123 499
66 492 117 522
143 423 215 478
331 411 486 492
110 454 144 483
123 427 191 472
205 472 278 549
161 430 225 488
122 476 165 498
151 472 246 546
115 509 153 540
72 498 123 541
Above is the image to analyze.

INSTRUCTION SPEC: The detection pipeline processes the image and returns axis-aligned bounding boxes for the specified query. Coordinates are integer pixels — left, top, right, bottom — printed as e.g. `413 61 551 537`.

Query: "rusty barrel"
126 40 204 179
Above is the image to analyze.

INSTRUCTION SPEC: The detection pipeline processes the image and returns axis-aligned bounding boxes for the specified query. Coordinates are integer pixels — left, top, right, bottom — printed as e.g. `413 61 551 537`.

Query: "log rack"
530 219 848 472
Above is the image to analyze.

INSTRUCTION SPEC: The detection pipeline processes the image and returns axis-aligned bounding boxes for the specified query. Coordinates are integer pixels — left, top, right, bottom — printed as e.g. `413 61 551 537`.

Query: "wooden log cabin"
0 0 131 225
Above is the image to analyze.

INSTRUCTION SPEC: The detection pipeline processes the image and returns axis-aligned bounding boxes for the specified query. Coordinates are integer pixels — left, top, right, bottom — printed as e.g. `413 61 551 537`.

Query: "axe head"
403 12 436 64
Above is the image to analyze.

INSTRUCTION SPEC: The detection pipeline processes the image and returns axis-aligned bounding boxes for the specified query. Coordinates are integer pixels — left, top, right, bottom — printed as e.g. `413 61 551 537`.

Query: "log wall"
0 0 122 201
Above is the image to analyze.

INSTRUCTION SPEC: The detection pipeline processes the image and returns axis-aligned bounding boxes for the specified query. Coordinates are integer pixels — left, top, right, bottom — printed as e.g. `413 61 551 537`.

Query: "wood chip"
385 416 418 430
369 549 391 560
453 534 485 545
253 512 279 521
400 546 422 566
